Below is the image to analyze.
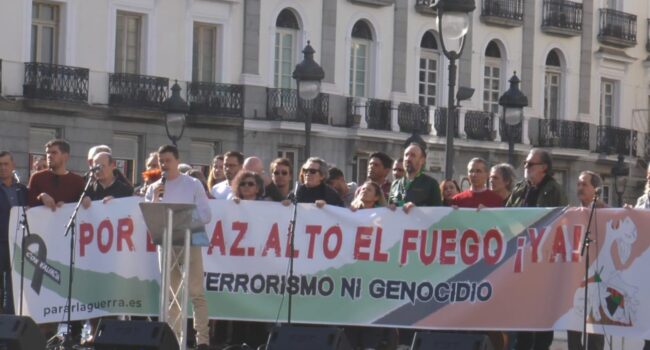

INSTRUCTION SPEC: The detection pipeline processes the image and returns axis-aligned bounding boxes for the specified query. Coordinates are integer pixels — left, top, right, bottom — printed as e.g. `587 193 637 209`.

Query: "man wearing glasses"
392 158 405 181
507 148 567 350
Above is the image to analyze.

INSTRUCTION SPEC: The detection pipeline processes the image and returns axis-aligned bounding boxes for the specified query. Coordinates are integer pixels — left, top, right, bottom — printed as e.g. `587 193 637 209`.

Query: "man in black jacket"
0 151 27 314
389 142 441 212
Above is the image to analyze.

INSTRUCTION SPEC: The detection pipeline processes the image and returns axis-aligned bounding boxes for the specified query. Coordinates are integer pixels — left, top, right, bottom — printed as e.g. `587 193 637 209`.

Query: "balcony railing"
434 107 459 137
481 0 524 27
541 0 582 36
109 73 168 109
464 110 495 141
598 9 637 47
398 103 430 134
596 125 637 156
266 88 329 124
536 118 590 150
187 82 243 118
23 62 89 102
499 120 522 144
414 0 436 16
366 98 392 131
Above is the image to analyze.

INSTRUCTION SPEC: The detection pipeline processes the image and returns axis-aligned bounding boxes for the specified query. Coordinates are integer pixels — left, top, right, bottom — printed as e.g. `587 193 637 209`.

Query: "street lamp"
433 0 476 180
292 41 325 160
164 81 189 146
611 154 629 207
498 72 528 166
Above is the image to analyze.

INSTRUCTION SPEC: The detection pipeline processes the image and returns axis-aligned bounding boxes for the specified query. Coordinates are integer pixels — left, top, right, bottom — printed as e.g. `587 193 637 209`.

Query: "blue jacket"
0 182 27 244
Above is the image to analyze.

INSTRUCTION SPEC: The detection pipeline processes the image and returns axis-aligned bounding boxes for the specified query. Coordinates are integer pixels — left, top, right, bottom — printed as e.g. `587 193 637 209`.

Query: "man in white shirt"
211 151 243 200
145 144 212 350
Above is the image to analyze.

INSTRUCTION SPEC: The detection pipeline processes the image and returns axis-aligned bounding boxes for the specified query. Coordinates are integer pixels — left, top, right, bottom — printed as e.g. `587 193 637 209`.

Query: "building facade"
1 0 649 205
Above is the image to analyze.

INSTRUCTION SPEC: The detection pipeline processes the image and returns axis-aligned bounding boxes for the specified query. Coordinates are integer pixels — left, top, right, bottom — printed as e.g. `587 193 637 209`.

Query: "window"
483 41 501 113
600 79 615 126
419 31 439 106
277 148 299 181
115 11 142 74
112 134 140 185
349 21 373 98
544 50 561 120
353 154 369 184
274 9 300 89
31 2 59 64
29 126 59 177
602 185 611 205
192 23 217 83
190 141 217 177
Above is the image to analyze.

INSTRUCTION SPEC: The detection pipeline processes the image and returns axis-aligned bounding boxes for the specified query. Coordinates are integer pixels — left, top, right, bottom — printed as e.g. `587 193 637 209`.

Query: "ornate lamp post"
292 41 325 160
434 0 475 180
164 81 189 146
498 73 528 165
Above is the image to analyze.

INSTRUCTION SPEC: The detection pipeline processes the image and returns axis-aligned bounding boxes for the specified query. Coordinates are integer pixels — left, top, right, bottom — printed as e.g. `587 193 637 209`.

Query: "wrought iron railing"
414 0 436 16
537 118 590 150
366 98 392 131
266 88 329 124
23 62 89 102
482 0 524 22
499 120 522 144
541 0 582 32
187 82 243 118
464 110 495 141
596 125 637 156
598 9 637 44
433 107 459 137
398 103 430 134
109 73 168 108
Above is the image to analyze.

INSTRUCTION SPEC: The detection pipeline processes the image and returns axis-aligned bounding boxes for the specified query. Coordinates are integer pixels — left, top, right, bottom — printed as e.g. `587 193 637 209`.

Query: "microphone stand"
17 196 31 316
58 170 95 350
580 192 599 350
287 181 300 325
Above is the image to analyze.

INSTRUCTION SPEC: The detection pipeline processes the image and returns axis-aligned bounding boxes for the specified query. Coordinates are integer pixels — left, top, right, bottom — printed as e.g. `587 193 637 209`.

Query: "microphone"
13 171 20 184
594 187 602 199
159 171 168 199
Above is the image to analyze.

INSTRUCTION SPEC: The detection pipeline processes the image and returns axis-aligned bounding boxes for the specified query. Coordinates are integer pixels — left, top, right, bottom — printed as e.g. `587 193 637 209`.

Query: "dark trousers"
514 331 553 350
567 330 604 350
644 340 650 350
0 244 14 315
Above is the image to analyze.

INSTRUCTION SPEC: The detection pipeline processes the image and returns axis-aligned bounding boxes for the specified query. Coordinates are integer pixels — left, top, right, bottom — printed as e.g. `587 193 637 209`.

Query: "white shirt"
145 173 211 225
211 180 233 200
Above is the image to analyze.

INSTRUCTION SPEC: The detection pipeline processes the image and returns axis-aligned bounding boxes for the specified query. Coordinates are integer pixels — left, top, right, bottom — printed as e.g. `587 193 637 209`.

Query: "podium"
140 202 201 350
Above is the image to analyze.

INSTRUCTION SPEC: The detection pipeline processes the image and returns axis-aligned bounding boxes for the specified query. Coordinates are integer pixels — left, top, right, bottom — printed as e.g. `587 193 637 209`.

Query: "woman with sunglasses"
294 157 344 207
231 171 265 202
350 181 386 211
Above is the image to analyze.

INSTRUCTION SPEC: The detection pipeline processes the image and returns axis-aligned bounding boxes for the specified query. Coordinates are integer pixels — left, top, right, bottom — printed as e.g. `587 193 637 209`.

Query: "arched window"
544 50 562 120
274 9 300 88
419 31 439 106
483 41 502 113
349 20 373 97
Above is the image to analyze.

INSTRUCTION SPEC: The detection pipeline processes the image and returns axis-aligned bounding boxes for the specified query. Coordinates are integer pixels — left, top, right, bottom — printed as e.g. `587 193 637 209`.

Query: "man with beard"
211 151 243 200
388 142 441 212
507 148 567 350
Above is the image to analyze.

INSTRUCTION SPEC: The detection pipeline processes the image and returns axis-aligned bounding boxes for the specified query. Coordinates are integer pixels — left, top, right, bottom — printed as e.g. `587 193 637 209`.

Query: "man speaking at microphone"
81 152 133 208
145 144 212 350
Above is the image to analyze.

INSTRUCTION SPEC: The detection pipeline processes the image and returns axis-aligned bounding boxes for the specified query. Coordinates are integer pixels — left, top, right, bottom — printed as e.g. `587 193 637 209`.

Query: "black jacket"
296 183 344 207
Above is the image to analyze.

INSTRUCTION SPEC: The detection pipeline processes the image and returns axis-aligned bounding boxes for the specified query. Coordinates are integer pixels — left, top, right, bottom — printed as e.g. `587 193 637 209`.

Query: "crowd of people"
0 137 648 350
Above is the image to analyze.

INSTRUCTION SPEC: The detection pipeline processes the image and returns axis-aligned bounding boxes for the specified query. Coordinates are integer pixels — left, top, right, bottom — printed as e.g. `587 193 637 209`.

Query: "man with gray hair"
450 157 503 208
295 157 343 207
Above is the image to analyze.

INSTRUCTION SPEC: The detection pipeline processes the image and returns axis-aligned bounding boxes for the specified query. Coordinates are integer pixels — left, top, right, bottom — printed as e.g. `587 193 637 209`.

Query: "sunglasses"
302 168 320 175
393 168 404 172
273 170 289 176
523 161 544 169
239 181 257 188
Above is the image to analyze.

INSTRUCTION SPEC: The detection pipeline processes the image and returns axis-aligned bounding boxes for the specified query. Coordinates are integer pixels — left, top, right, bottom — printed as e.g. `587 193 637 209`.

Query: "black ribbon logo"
23 234 61 294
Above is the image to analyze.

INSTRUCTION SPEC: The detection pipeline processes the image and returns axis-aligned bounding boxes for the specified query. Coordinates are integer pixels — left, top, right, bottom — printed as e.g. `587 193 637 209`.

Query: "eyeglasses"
301 168 320 175
273 170 289 176
392 168 404 172
239 181 257 188
523 161 544 169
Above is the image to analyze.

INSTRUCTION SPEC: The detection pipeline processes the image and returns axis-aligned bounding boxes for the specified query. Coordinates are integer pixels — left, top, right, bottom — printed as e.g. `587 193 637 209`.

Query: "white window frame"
192 22 218 83
483 58 501 113
107 2 154 75
600 79 617 126
274 27 298 89
31 2 60 64
354 154 369 184
418 49 439 106
349 38 371 98
544 68 561 120
114 11 143 74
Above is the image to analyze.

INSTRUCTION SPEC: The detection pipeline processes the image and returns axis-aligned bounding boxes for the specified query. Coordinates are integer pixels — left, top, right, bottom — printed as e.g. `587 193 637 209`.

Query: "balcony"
598 9 637 48
596 125 637 156
464 110 495 141
109 73 168 109
536 118 590 150
414 0 436 16
434 107 459 137
365 98 392 131
541 0 582 36
481 0 524 27
499 120 522 144
398 103 430 134
187 82 243 118
348 0 394 7
266 88 329 124
23 62 89 102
